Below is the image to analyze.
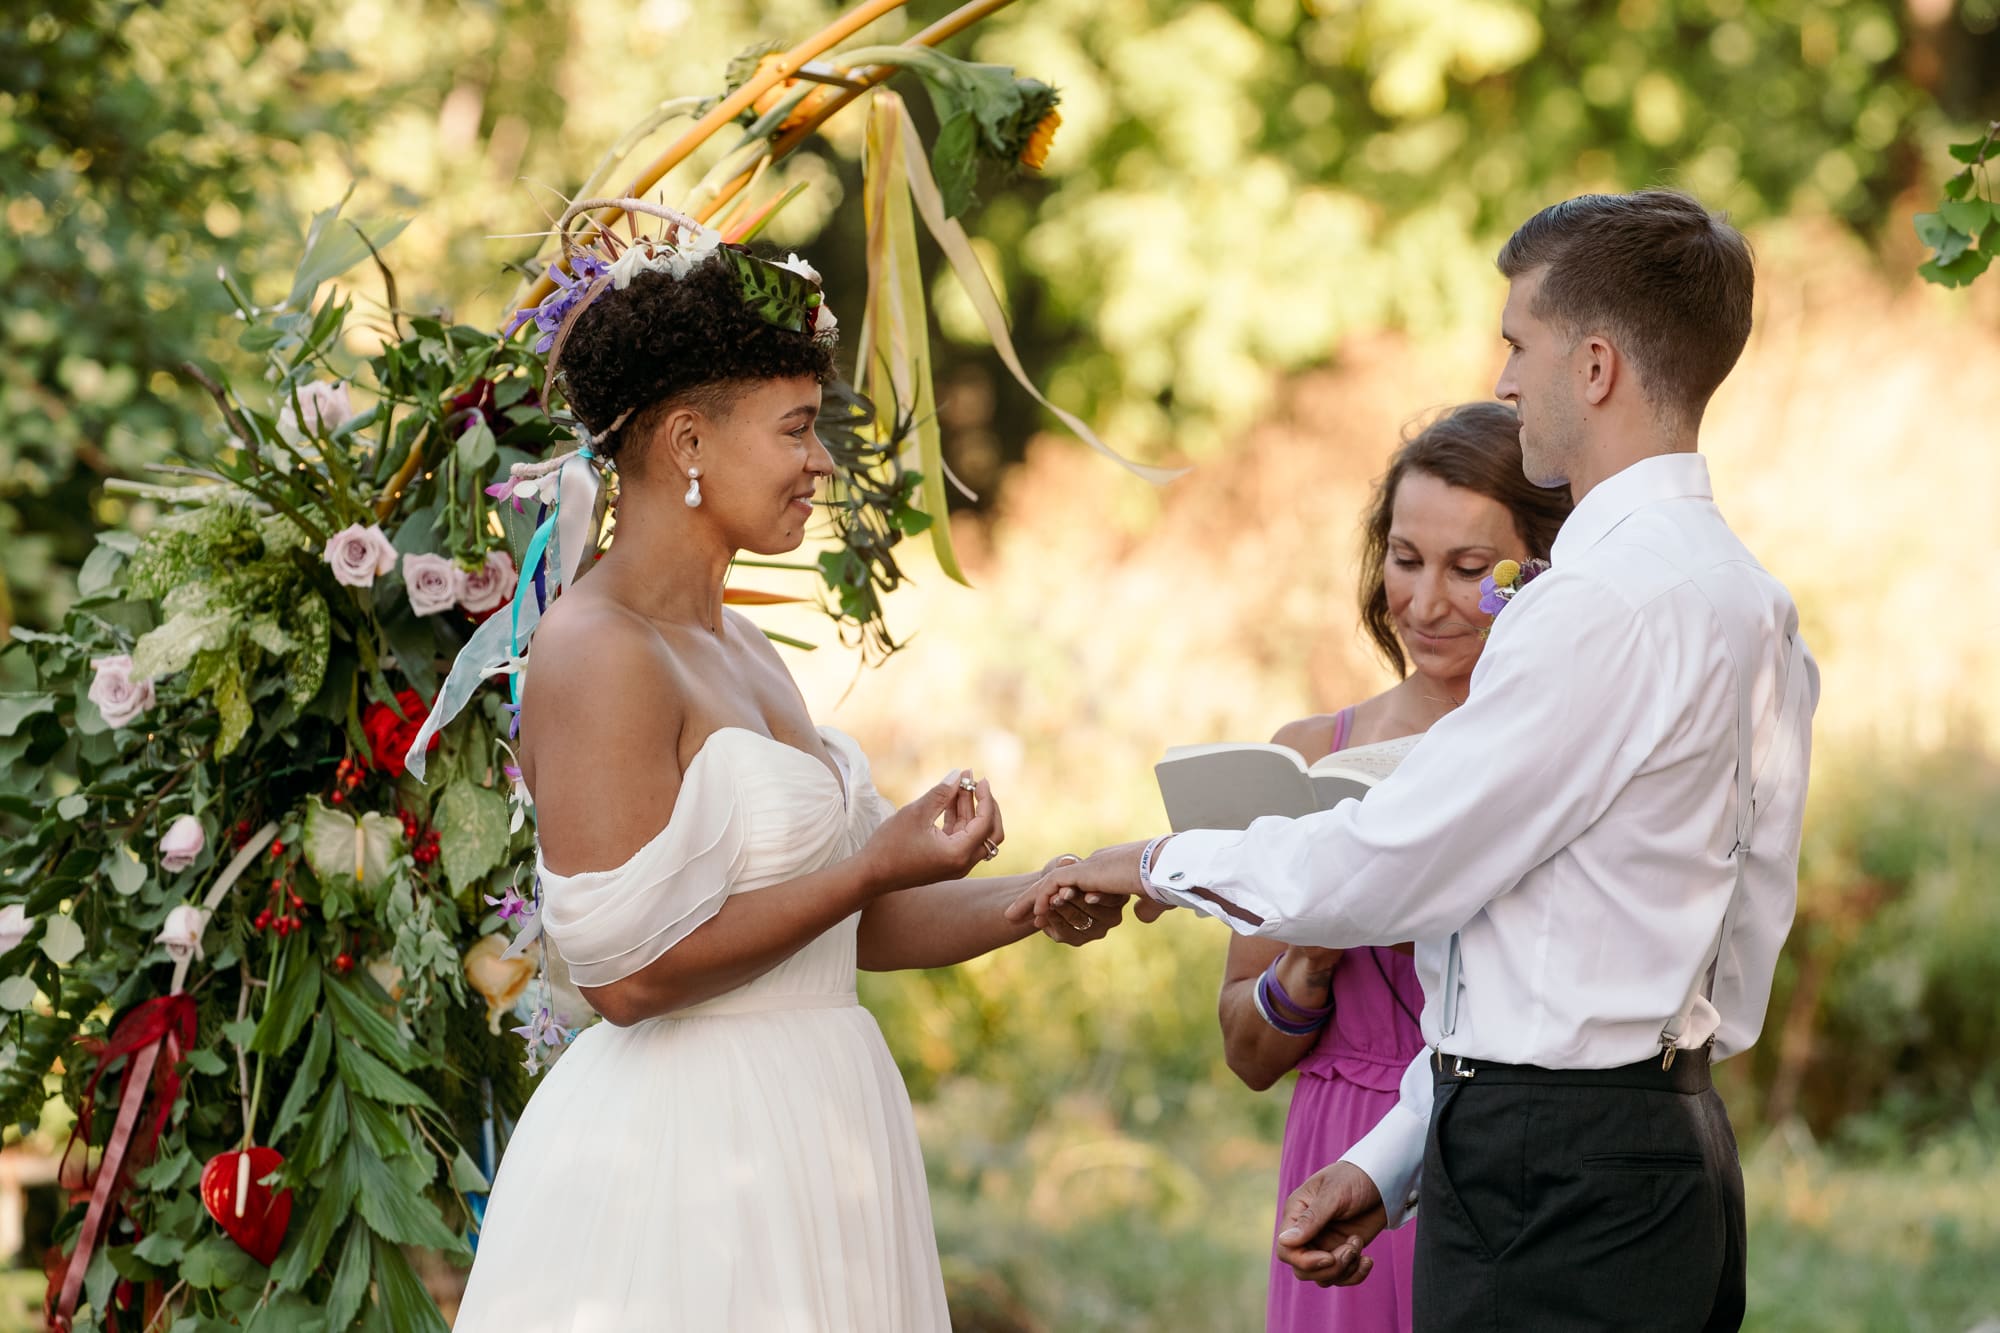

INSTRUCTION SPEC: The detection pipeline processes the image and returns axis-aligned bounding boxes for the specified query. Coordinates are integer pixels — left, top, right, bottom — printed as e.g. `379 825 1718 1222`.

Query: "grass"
4 1124 1993 1331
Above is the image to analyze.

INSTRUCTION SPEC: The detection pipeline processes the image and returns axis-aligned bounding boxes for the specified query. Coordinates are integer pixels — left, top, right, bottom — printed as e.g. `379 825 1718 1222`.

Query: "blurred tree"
0 1 380 632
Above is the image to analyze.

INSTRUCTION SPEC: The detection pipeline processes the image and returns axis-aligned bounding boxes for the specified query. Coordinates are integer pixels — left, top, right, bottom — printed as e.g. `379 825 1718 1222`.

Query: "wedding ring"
981 839 1000 860
957 775 979 792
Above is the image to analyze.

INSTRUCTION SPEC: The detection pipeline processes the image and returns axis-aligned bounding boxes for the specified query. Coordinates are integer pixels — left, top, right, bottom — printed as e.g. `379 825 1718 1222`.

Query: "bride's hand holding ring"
858 769 1005 892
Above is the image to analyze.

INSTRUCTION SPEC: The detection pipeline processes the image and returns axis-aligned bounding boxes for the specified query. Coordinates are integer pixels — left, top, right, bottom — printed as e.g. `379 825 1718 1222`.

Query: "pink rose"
88 655 156 728
277 381 355 445
159 814 205 873
402 553 464 616
458 549 518 614
321 523 398 589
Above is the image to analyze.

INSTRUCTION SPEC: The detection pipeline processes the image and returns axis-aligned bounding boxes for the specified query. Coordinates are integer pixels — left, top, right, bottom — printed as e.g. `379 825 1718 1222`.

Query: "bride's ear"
651 403 705 480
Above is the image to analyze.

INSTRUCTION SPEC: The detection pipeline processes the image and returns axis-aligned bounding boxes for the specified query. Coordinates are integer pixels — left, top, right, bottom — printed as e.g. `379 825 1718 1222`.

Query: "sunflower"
1020 107 1062 171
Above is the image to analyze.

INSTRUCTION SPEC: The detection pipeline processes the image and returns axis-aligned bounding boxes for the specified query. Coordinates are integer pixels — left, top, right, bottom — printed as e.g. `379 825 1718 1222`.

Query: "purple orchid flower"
510 1005 571 1074
503 702 522 739
1478 576 1508 616
511 252 611 354
484 883 533 921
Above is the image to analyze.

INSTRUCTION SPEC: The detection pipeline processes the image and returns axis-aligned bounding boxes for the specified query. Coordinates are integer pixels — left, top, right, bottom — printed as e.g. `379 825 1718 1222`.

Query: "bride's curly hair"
555 255 835 462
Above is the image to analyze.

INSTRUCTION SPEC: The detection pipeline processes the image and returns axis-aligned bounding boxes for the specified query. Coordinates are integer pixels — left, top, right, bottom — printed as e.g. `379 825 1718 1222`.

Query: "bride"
452 238 1117 1330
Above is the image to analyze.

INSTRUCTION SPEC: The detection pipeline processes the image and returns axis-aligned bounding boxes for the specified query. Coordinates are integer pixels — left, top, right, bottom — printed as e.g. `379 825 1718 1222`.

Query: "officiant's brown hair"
1359 402 1571 677
1497 189 1754 428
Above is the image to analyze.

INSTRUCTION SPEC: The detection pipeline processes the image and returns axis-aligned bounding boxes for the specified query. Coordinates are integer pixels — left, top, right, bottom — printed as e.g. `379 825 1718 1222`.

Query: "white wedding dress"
454 727 951 1332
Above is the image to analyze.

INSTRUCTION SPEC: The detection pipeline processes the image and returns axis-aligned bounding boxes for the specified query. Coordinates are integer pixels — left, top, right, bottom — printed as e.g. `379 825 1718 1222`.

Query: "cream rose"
88 655 156 728
458 549 517 615
402 553 464 616
159 815 205 873
156 904 211 963
322 523 398 589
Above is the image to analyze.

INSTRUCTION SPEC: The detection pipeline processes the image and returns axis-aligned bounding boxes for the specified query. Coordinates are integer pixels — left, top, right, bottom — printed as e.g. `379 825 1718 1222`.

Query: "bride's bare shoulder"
521 593 685 763
1270 713 1338 757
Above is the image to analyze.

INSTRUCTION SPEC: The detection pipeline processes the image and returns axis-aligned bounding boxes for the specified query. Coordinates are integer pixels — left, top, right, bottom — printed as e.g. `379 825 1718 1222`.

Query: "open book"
1154 733 1420 832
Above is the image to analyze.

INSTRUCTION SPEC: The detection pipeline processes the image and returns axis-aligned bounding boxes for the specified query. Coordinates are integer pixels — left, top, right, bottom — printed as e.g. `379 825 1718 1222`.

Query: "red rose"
361 689 437 778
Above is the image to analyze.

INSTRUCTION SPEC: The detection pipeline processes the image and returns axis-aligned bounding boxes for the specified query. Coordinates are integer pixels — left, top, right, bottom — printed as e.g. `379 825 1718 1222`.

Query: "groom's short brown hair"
1498 190 1754 427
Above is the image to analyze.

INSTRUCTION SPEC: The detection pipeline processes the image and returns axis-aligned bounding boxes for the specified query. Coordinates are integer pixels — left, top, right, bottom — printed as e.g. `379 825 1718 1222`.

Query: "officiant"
1010 190 1819 1332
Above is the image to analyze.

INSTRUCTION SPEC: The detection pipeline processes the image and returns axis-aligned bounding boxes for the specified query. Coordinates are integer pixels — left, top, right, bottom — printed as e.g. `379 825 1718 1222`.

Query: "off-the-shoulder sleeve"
540 752 748 988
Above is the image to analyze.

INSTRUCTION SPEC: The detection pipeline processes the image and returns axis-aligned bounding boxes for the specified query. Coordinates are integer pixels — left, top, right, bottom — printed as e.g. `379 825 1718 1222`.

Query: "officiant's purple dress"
1267 707 1426 1333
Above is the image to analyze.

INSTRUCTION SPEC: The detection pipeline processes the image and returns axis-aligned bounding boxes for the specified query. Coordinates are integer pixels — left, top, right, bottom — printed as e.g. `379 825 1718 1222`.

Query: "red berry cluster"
332 952 355 975
231 818 255 849
329 754 367 806
398 809 441 868
253 842 307 935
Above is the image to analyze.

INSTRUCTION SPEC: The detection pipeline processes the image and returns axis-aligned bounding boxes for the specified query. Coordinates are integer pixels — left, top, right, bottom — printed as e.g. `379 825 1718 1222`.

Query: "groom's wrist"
1136 834 1175 902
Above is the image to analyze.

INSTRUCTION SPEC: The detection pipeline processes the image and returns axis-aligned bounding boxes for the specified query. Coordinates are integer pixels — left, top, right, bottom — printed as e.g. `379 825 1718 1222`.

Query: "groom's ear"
1579 333 1622 408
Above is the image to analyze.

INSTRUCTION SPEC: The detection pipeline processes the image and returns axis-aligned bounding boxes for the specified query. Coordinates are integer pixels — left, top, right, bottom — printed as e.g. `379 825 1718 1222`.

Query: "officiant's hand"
860 770 1004 893
1274 1162 1386 1287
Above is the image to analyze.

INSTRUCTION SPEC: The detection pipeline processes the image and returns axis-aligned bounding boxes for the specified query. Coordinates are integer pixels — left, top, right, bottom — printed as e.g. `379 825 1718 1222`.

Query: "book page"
1154 746 1318 831
1306 733 1421 784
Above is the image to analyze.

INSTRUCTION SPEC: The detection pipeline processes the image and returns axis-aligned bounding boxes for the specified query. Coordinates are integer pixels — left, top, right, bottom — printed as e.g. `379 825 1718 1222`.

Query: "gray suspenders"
1433 560 1806 1069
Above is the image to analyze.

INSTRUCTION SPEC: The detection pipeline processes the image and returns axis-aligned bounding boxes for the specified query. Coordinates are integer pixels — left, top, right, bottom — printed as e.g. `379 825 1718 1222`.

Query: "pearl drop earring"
684 467 702 508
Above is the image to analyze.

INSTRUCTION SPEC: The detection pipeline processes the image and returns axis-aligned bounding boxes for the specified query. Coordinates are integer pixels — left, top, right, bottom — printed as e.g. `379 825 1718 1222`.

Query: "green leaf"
297 1079 351 1174
246 1291 325 1333
270 1014 334 1147
324 973 417 1071
40 913 85 965
327 1220 371 1332
251 950 322 1055
135 1144 195 1191
287 200 410 313
335 1036 439 1111
370 1233 451 1333
1940 198 1993 238
106 843 148 896
455 419 497 476
348 1094 411 1160
132 1231 187 1265
273 1158 348 1291
450 1147 489 1193
213 651 253 758
0 975 37 1010
1949 138 1992 164
57 793 89 820
131 608 237 680
1935 246 1993 285
238 323 286 353
180 1233 262 1290
0 694 56 737
1944 169 1975 201
930 111 982 220
354 1142 466 1253
181 1047 228 1076
76 543 127 598
433 780 511 895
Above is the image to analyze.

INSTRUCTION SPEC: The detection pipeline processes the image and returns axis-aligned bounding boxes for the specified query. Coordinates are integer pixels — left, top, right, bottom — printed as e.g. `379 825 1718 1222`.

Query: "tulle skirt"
454 995 950 1332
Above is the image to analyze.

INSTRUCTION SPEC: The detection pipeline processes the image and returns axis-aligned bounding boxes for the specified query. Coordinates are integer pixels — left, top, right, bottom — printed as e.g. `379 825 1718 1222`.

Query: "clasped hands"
1004 840 1173 935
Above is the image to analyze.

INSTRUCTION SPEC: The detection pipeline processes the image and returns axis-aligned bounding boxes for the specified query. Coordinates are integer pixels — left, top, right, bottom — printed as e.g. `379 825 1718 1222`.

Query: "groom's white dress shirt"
1148 452 1818 1225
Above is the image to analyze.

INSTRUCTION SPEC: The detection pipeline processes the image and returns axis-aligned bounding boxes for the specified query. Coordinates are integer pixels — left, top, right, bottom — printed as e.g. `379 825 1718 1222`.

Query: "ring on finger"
958 774 979 792
981 839 1000 860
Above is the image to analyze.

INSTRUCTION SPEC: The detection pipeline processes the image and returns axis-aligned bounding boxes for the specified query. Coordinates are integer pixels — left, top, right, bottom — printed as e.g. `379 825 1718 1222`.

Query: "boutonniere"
1479 558 1550 619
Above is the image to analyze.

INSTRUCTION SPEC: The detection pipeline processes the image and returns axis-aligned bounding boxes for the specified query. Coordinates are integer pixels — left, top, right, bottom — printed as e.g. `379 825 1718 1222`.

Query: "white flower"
88 655 155 728
680 225 722 268
401 552 464 616
277 381 354 445
813 302 838 340
159 815 205 873
458 549 517 615
0 904 33 956
321 523 398 589
776 251 821 285
607 243 664 291
156 905 211 963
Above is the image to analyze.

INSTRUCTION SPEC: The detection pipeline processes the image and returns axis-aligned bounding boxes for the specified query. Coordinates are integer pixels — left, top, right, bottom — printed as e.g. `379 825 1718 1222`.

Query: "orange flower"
1020 108 1062 171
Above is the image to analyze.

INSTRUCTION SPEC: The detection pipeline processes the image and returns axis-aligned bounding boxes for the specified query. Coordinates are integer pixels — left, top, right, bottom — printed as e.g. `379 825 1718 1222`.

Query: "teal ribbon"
506 444 594 707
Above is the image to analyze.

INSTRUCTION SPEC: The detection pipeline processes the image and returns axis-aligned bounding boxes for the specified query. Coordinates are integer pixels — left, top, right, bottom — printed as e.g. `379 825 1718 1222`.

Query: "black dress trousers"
1411 1053 1747 1333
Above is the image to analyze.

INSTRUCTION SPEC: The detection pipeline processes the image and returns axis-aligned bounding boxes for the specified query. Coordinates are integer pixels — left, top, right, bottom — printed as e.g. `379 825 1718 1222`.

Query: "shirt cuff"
1145 829 1263 934
1338 1096 1427 1230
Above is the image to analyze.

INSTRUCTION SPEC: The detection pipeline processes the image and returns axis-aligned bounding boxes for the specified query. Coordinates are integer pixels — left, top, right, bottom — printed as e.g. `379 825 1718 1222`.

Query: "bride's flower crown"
503 198 837 367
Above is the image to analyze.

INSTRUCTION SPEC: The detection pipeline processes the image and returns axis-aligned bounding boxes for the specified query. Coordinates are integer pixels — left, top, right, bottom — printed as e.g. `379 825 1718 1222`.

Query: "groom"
1008 190 1817 1331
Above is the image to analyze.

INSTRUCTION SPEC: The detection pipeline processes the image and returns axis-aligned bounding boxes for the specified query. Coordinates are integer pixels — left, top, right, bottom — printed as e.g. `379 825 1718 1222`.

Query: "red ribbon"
47 993 197 1331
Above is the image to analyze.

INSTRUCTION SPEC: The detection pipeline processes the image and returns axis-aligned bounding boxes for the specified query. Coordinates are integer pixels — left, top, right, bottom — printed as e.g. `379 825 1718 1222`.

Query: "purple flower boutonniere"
1478 558 1550 621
